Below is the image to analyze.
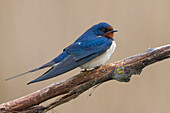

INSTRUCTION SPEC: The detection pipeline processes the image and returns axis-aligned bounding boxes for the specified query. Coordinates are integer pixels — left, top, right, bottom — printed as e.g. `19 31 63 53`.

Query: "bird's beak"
107 30 118 33
104 30 118 38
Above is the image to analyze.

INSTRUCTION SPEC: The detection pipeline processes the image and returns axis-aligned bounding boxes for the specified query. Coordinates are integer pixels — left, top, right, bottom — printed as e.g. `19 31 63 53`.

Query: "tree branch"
0 44 170 113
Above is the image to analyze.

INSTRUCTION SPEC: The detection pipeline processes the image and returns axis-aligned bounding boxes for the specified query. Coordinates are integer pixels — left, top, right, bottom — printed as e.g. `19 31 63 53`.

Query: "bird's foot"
93 65 102 73
81 69 88 73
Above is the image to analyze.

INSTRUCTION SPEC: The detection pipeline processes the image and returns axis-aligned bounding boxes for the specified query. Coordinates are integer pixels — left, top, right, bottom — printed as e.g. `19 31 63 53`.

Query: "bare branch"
0 44 170 113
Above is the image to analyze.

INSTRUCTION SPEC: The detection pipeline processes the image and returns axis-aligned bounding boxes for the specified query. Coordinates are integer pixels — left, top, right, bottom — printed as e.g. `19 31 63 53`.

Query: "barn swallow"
6 22 118 85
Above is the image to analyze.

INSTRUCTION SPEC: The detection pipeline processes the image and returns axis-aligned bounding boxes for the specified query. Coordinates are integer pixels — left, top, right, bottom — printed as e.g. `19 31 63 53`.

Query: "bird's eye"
101 28 106 33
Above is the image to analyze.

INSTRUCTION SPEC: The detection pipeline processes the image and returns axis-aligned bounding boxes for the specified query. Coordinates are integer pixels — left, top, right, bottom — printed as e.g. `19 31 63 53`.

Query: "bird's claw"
93 65 102 73
81 69 88 73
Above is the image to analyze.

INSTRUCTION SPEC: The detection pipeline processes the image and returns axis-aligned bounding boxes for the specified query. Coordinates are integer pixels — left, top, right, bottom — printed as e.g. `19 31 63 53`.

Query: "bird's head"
93 22 118 38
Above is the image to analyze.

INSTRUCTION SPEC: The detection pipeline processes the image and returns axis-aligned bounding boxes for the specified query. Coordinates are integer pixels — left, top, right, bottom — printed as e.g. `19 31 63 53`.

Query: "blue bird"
6 22 118 85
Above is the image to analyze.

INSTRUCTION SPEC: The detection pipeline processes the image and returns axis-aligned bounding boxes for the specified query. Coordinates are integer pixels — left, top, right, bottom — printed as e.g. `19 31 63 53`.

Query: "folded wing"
27 37 113 84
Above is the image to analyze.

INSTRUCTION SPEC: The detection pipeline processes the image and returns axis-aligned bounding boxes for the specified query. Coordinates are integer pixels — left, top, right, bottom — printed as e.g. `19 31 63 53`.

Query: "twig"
0 44 170 113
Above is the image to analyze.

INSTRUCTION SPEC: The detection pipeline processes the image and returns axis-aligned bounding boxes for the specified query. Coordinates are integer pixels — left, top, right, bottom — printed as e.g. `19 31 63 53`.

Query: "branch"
0 44 170 113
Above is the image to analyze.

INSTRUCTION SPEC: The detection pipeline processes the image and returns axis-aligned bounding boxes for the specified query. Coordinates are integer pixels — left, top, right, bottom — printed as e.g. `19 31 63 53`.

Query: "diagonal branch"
0 44 170 113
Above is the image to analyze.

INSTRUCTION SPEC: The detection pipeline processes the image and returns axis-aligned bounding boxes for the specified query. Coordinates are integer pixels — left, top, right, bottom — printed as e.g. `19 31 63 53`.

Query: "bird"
6 22 118 85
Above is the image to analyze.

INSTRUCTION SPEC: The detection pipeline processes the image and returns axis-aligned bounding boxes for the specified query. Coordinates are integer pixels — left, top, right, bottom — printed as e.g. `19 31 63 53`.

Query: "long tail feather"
5 61 56 81
5 68 40 81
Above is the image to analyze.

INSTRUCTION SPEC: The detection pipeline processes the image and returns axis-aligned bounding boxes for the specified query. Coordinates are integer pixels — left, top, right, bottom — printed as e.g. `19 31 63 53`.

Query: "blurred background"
0 0 170 113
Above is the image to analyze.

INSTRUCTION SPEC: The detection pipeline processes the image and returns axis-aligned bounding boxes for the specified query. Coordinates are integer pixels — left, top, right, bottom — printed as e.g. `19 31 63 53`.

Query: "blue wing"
27 37 113 84
64 37 113 61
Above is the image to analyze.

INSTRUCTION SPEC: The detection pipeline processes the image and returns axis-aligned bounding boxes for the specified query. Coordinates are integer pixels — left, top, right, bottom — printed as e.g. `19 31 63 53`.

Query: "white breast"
80 40 116 69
